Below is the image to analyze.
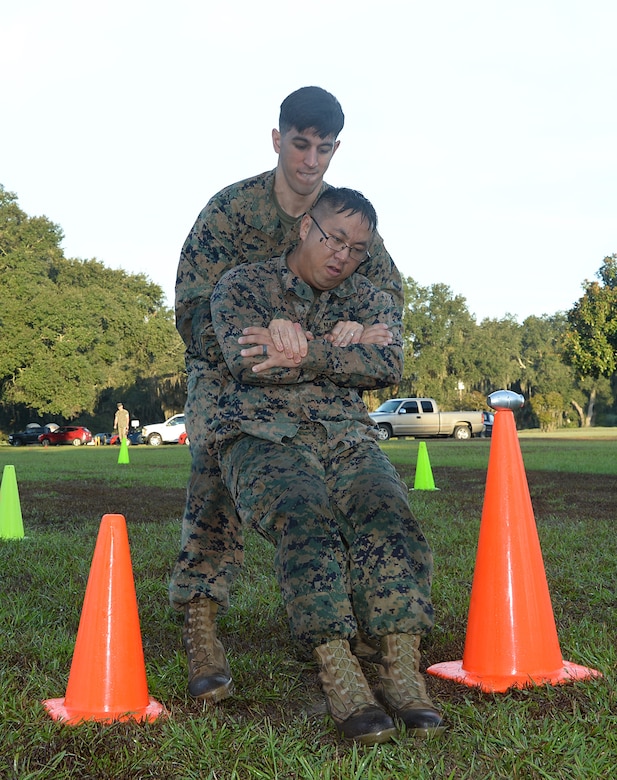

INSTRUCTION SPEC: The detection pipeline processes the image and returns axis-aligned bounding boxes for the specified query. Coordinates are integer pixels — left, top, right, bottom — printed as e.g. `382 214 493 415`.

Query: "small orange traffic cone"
0 464 25 540
412 441 438 491
43 514 165 723
428 390 600 692
118 437 130 464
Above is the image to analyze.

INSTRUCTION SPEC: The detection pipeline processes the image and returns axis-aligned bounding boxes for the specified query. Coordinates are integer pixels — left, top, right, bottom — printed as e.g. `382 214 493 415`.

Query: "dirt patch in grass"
18 483 186 526
397 466 617 522
17 467 616 527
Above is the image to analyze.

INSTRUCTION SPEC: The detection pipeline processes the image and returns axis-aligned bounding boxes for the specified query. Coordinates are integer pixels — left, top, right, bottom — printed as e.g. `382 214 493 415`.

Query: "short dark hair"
311 187 378 233
279 86 345 139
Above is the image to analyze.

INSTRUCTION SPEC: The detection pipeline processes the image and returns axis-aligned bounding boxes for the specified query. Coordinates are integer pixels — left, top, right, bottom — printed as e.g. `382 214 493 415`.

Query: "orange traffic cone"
428 390 600 692
43 514 165 723
0 464 25 539
412 441 438 490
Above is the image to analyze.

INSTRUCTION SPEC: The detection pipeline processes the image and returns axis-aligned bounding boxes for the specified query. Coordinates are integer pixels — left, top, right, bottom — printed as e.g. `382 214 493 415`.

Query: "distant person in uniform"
113 402 130 441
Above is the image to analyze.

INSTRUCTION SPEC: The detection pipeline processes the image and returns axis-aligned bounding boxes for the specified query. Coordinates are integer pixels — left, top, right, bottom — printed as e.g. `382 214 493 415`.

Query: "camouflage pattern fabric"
219 424 434 648
210 253 433 648
169 169 403 611
210 253 404 450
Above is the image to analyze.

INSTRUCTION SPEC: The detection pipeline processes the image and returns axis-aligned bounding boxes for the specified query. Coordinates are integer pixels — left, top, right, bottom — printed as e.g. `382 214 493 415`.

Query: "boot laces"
184 599 223 671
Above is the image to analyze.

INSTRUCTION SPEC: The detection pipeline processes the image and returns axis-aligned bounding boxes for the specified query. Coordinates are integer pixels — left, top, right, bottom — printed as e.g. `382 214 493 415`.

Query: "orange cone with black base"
428 390 600 693
412 441 438 491
43 514 165 723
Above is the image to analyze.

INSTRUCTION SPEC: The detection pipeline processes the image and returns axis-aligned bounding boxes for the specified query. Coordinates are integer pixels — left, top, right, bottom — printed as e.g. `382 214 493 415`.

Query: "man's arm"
211 268 403 389
361 230 404 314
175 197 246 357
175 172 285 359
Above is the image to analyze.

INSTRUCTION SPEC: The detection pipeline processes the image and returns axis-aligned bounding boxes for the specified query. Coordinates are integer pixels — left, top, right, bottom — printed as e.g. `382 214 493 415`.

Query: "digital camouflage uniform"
210 254 434 649
169 169 404 612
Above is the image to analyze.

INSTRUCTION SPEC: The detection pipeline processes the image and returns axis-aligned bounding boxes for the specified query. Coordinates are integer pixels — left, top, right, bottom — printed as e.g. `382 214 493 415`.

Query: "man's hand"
239 321 314 372
327 321 364 346
325 322 393 346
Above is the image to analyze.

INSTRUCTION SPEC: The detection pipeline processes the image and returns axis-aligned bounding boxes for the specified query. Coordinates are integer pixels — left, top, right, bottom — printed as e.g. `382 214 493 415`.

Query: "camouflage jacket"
175 169 403 362
210 252 404 449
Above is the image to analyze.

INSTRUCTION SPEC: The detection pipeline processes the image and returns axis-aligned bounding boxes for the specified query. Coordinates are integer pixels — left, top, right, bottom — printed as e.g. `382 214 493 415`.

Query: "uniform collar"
275 252 360 301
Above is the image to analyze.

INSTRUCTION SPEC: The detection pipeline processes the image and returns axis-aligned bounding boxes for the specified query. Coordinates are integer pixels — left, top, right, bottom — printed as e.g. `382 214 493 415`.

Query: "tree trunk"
585 385 597 426
570 399 584 427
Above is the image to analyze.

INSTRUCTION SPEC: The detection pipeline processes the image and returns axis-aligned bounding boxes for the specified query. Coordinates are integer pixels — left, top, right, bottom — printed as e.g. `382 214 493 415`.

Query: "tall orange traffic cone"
43 514 165 723
412 441 438 490
118 437 130 464
428 390 600 692
0 464 25 539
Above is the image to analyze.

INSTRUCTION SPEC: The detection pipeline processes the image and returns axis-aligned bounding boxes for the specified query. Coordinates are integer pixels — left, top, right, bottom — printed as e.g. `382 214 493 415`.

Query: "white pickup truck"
141 413 186 446
369 398 485 441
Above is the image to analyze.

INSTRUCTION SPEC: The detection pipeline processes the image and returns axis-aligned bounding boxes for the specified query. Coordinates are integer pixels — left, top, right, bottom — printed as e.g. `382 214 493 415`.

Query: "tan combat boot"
314 638 397 745
183 596 234 702
376 633 445 736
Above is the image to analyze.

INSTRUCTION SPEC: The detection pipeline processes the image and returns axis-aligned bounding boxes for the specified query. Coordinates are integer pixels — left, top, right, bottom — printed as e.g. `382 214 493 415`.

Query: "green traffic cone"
0 464 25 539
412 441 439 491
117 437 130 465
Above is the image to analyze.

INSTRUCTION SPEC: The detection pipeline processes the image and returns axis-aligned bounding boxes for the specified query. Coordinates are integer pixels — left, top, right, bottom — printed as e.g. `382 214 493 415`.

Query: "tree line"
1 185 615 436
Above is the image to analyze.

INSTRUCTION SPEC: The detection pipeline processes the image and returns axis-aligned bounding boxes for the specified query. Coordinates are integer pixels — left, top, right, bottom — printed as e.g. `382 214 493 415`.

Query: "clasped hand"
238 319 393 374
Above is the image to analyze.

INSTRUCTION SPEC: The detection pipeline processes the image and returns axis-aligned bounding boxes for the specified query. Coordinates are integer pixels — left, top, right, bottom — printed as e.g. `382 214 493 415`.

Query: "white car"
141 414 186 446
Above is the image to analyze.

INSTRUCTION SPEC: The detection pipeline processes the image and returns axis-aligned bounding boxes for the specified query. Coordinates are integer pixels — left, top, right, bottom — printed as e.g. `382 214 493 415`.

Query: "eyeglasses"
309 215 371 264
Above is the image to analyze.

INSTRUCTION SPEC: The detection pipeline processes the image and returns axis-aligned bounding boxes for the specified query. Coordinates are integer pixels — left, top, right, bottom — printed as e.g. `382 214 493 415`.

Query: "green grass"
1 441 616 779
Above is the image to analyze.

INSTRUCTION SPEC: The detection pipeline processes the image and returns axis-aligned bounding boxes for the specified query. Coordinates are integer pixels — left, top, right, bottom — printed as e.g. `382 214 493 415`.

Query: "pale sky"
2 0 615 323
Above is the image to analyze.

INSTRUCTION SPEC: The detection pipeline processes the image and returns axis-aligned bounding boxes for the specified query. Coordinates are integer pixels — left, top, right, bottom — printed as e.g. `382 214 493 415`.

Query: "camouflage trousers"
219 422 434 649
168 358 243 611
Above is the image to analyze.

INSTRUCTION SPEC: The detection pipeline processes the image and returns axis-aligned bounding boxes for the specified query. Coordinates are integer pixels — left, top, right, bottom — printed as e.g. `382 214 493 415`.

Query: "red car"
38 426 93 447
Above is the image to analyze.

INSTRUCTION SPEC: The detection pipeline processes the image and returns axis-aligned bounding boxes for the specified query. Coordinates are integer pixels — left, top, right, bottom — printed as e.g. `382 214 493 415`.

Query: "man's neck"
273 169 321 218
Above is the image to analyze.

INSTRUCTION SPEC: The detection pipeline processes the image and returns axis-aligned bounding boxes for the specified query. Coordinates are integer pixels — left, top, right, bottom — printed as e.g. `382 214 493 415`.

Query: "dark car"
39 426 93 447
109 430 143 445
8 423 57 446
9 424 47 446
481 411 494 438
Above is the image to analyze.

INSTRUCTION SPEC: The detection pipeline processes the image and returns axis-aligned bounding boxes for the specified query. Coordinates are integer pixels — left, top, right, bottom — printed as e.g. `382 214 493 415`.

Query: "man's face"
272 127 340 198
290 209 372 291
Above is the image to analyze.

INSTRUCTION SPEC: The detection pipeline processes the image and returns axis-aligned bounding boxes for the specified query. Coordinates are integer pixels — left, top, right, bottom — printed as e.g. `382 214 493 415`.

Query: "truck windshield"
375 400 402 413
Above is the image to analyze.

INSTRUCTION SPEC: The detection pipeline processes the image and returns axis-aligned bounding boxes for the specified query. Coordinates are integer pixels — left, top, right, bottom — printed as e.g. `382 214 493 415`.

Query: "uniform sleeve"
301 286 404 389
211 270 403 390
175 193 244 357
361 230 404 314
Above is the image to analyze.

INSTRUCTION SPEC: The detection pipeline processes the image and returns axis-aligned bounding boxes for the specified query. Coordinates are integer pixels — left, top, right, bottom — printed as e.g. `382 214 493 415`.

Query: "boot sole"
192 679 235 703
355 725 398 745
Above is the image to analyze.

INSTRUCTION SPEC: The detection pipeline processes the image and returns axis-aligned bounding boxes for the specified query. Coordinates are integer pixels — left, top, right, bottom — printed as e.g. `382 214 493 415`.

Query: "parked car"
109 430 143 445
481 411 494 438
141 414 185 446
39 426 93 447
8 423 53 446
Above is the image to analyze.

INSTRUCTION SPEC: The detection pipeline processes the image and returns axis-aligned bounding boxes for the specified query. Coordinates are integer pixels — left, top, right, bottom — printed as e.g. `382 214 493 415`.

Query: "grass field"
1 435 616 779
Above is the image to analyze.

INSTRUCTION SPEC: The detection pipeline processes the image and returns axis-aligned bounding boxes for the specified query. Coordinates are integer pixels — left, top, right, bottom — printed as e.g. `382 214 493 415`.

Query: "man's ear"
332 139 341 157
299 212 312 241
272 128 281 154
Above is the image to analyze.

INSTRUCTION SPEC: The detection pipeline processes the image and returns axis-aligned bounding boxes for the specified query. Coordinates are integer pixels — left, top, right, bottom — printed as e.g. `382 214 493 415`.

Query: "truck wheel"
148 433 163 446
376 424 392 441
453 425 471 440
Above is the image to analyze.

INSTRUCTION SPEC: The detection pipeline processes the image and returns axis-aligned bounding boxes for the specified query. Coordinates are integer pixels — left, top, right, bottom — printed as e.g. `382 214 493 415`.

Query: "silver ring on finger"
262 344 268 356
